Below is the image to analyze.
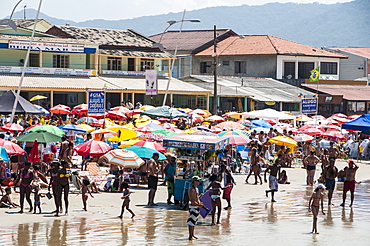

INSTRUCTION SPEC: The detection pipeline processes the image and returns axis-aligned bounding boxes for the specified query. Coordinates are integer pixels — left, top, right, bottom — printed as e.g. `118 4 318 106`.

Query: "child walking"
308 184 326 234
118 182 135 219
33 185 43 214
78 179 94 211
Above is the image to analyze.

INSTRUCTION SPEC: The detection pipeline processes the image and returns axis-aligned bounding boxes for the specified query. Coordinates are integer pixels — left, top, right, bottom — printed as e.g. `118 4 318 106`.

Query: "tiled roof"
100 76 211 93
0 74 120 90
185 75 314 102
195 35 347 58
12 19 51 28
100 48 172 59
302 84 370 101
326 47 370 59
0 34 94 45
149 29 238 52
51 26 156 47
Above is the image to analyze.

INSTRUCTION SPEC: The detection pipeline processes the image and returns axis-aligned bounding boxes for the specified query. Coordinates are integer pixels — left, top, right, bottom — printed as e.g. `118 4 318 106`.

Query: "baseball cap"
192 176 200 182
317 184 326 189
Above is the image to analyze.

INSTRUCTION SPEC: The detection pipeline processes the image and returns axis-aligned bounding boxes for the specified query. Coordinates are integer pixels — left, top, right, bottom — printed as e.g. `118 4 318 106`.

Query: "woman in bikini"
304 151 320 186
55 161 71 217
308 184 326 234
207 174 223 225
245 148 263 185
47 161 63 213
15 162 34 213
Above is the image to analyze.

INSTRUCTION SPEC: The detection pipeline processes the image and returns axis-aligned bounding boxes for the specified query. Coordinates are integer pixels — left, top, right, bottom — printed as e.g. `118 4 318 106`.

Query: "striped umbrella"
101 149 144 168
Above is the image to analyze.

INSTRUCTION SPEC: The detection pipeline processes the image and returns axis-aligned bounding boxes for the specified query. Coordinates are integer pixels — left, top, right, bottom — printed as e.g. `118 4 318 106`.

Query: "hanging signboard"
88 91 105 114
145 69 158 95
301 98 318 114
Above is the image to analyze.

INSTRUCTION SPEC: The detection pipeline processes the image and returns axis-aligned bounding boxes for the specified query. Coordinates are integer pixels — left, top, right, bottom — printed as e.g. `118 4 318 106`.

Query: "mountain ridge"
4 0 369 48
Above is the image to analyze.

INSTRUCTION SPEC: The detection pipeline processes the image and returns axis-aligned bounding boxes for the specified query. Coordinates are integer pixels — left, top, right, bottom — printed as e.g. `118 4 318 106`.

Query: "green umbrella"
28 125 65 136
17 130 62 143
152 129 178 137
124 146 166 160
141 106 188 118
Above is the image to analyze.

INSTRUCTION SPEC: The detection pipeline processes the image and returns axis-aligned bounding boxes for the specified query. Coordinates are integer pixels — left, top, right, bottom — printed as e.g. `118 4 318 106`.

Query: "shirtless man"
303 151 320 186
59 136 69 160
340 160 359 207
245 148 263 185
187 176 204 240
147 153 159 206
328 142 339 164
264 160 281 202
321 160 338 205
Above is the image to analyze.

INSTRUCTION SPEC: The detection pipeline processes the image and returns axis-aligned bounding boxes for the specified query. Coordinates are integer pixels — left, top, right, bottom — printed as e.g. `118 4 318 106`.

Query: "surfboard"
200 190 213 218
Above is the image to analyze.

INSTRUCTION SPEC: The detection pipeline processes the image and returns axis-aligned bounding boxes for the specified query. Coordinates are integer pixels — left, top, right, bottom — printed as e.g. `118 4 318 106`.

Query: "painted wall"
0 49 30 66
42 52 87 69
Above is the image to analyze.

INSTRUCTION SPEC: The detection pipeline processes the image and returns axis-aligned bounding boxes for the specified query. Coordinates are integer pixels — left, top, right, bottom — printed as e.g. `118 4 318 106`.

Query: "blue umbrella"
124 146 166 160
0 146 9 161
251 119 272 129
59 124 87 133
77 117 97 124
145 122 166 130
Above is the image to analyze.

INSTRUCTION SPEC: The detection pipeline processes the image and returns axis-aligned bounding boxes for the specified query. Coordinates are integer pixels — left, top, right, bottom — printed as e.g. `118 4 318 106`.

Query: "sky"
1 0 352 22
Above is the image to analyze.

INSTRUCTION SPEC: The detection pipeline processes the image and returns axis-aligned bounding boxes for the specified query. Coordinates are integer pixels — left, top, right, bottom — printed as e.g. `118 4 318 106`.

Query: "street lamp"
212 29 245 115
153 10 200 107
0 0 23 31
10 0 43 123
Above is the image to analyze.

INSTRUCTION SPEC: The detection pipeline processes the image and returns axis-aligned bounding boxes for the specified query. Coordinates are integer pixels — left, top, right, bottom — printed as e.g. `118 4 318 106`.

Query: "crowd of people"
0 108 365 239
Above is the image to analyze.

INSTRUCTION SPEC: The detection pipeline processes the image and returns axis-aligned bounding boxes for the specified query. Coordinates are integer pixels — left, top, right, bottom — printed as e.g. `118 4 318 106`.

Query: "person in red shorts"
340 160 359 207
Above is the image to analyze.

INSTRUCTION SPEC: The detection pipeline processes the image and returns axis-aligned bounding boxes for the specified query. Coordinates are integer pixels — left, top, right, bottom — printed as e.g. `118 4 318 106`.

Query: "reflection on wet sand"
1 182 370 245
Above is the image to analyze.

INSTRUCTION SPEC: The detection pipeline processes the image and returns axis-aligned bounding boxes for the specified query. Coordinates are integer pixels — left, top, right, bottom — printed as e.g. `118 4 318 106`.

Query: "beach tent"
342 114 370 134
0 90 44 114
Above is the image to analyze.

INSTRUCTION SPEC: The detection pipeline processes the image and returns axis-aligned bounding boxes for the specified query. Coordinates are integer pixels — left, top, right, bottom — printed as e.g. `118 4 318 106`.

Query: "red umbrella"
72 104 88 114
49 104 71 114
161 123 178 131
303 128 324 136
29 140 41 163
126 109 143 117
24 123 41 132
293 134 313 142
157 118 170 123
264 119 277 125
88 113 105 119
0 123 24 132
136 126 155 134
311 115 326 120
133 140 166 152
322 131 346 140
111 106 130 114
106 111 127 120
0 139 26 155
225 135 251 145
74 140 112 157
91 119 113 126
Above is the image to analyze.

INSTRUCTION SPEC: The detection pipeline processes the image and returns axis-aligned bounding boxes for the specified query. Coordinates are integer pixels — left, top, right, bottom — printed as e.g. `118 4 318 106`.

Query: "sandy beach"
0 159 369 245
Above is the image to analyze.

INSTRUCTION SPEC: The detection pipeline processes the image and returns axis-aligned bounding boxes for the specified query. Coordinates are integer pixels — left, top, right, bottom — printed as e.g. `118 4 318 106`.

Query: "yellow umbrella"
296 115 311 122
268 136 297 147
140 105 155 111
183 130 197 134
77 124 95 132
119 139 140 148
30 95 47 101
227 112 243 119
106 126 137 141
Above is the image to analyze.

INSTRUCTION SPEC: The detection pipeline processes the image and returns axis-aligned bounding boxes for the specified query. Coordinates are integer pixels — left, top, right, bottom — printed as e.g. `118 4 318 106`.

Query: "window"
325 96 333 102
53 55 69 68
29 53 39 67
298 62 314 79
284 62 295 79
107 57 121 70
321 62 337 74
85 54 90 69
140 58 154 71
223 60 230 66
128 58 135 71
348 102 366 112
200 62 211 74
235 61 246 74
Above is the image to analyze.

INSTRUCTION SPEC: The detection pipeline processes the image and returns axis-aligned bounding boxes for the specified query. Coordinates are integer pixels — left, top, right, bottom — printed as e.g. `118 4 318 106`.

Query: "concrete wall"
337 53 368 80
192 54 277 78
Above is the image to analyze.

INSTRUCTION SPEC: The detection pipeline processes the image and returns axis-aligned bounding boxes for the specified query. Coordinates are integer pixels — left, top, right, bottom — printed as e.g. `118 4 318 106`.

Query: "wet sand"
0 159 369 245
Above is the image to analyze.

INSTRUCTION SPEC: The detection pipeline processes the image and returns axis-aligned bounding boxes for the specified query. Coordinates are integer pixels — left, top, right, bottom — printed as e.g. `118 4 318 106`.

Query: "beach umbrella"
111 106 130 114
311 115 326 120
347 114 361 120
59 124 87 133
293 134 313 142
33 104 49 115
106 126 137 141
236 119 253 127
317 125 341 131
91 129 118 140
133 140 166 152
251 119 273 128
0 139 26 155
49 104 71 114
119 139 140 148
136 126 156 134
138 133 168 142
0 147 9 161
161 123 179 131
29 125 65 136
88 113 105 119
296 115 312 122
205 115 225 122
30 95 47 101
189 109 211 117
29 140 41 163
303 128 324 136
24 124 41 132
17 130 62 143
0 123 24 132
210 126 223 134
152 129 178 137
251 127 270 133
71 104 88 114
216 121 245 130
322 131 346 140
264 119 276 125
223 112 243 119
77 117 97 124
140 105 155 111
126 109 143 117
90 119 113 127
226 135 251 145
77 124 95 132
218 131 247 137
124 146 166 160
268 136 297 147
101 149 144 168
74 140 112 157
106 111 127 120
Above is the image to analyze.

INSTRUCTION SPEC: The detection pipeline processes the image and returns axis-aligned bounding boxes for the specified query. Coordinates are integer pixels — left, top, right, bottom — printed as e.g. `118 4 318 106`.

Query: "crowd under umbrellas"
0 101 366 238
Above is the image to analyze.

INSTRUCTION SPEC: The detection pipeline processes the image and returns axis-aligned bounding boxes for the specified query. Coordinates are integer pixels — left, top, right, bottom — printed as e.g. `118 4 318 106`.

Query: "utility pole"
212 25 218 115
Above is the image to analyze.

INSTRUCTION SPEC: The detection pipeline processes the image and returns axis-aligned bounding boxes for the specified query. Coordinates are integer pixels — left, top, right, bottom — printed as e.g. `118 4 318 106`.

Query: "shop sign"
88 91 105 114
9 40 84 53
301 98 318 114
101 70 168 77
0 66 96 76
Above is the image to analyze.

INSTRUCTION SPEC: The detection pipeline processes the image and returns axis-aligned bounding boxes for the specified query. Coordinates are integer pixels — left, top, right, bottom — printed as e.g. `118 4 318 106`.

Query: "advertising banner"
88 91 105 114
0 66 96 76
9 40 84 53
301 98 318 114
145 70 158 95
